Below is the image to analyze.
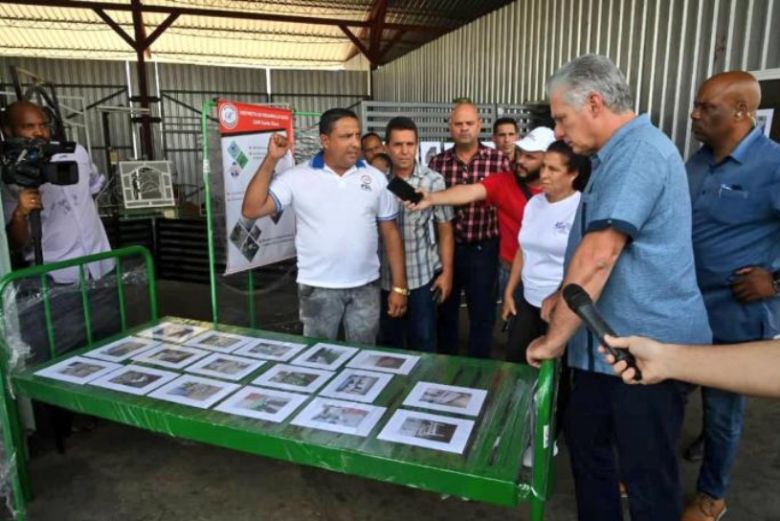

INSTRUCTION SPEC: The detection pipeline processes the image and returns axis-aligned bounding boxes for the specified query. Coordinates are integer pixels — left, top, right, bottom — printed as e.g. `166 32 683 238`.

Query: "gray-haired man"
527 55 711 520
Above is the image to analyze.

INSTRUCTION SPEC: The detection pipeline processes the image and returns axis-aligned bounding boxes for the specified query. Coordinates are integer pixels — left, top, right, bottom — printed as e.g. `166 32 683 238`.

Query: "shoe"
684 433 705 462
681 493 727 521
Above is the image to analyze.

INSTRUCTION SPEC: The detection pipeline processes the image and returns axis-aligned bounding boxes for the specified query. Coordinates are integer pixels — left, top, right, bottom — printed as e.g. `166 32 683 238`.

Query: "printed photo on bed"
136 321 209 344
378 409 475 454
232 338 308 362
290 343 359 371
291 397 386 437
184 331 256 353
89 365 179 396
34 356 121 385
132 344 210 370
184 353 266 381
252 364 334 393
318 369 393 404
84 336 160 363
402 382 487 417
347 350 420 375
147 374 240 409
215 386 309 423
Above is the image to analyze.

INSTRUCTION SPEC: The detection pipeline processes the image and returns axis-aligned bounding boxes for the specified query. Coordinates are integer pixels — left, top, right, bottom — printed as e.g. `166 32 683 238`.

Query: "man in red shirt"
416 126 556 316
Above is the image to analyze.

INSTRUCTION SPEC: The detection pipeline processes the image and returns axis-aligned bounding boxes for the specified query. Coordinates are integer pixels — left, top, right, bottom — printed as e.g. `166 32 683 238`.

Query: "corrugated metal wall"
372 0 780 156
1 57 369 191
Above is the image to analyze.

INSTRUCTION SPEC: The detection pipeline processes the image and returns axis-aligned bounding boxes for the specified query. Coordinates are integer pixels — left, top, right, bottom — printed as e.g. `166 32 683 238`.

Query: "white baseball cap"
516 127 556 152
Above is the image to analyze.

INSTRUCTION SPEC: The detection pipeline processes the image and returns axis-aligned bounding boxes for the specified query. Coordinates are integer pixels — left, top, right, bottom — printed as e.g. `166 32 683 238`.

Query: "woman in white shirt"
501 140 591 362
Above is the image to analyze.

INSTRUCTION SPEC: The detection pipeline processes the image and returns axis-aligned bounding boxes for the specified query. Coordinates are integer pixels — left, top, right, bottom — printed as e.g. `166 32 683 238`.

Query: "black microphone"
562 283 642 381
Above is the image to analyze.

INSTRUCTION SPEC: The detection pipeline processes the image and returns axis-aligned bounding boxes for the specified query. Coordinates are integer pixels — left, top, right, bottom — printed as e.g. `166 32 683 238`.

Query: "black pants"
564 369 687 521
506 295 547 363
507 296 570 436
15 281 121 446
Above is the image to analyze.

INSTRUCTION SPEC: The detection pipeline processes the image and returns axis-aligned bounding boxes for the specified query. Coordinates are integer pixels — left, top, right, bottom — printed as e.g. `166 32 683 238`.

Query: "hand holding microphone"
562 283 643 381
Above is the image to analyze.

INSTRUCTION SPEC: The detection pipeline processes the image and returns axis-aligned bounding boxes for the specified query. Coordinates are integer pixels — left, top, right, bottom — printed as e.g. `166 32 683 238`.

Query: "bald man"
428 102 510 358
683 71 780 521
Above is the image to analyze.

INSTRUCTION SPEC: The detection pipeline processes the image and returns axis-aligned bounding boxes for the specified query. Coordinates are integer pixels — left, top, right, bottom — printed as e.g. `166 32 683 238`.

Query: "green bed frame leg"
528 359 558 521
530 495 546 521
0 380 31 519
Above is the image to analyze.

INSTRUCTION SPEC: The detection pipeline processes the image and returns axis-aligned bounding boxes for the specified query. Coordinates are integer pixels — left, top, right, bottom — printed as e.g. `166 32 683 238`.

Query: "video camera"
0 137 78 188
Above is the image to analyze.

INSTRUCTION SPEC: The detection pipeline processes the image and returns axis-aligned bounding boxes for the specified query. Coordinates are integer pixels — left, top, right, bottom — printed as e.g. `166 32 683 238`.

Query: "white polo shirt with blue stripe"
269 151 399 289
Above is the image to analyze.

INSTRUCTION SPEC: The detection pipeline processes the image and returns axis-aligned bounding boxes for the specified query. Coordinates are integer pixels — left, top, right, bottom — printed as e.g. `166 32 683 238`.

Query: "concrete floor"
12 278 780 520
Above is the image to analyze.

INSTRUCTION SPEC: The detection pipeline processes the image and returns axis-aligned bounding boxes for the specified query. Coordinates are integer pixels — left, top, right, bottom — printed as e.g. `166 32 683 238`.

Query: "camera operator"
2 100 112 281
1 100 119 449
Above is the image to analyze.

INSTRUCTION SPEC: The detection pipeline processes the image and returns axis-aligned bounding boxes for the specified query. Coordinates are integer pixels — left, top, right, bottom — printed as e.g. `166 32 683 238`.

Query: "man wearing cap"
414 126 556 312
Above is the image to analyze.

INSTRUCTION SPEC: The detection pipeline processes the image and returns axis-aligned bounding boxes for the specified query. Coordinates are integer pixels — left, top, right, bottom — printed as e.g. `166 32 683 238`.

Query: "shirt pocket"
707 188 767 225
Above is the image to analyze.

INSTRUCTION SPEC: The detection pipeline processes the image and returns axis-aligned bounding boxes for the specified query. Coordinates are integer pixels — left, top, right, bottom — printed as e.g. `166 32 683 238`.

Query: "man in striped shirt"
379 117 454 352
428 101 511 358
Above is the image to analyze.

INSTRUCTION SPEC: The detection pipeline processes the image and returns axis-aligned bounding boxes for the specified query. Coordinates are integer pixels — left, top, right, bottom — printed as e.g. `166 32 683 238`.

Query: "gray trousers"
298 282 380 345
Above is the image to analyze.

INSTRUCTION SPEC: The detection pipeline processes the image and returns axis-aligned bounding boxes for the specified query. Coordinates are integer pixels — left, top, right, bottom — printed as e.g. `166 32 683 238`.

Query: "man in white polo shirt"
242 108 407 344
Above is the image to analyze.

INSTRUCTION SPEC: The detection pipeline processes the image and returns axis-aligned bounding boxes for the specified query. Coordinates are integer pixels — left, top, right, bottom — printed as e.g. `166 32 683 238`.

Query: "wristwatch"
773 269 780 295
391 286 410 296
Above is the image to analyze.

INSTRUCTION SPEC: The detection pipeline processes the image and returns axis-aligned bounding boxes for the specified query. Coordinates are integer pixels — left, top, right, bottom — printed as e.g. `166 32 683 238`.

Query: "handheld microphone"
562 283 642 381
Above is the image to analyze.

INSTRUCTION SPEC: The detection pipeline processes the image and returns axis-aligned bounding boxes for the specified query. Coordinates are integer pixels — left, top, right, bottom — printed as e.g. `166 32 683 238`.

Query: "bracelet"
391 286 410 296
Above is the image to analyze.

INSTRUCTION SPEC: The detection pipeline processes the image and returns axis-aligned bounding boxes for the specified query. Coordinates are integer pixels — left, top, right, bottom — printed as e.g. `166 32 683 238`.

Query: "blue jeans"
697 340 748 499
437 238 498 358
378 279 437 352
565 370 687 521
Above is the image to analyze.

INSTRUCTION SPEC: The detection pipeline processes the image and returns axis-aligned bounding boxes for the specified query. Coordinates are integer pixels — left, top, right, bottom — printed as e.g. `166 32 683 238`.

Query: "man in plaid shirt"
428 101 511 358
380 117 454 352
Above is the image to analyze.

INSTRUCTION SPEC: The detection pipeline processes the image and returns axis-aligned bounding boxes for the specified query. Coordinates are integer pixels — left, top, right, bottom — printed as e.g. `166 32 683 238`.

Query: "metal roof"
0 0 515 69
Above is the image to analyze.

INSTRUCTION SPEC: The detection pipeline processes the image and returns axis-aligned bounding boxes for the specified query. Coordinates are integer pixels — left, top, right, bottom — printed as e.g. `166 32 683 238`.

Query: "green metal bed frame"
0 248 557 521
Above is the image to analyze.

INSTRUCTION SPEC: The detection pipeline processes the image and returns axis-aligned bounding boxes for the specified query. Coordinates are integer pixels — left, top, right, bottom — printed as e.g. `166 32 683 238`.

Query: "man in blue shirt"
528 54 711 520
683 71 780 521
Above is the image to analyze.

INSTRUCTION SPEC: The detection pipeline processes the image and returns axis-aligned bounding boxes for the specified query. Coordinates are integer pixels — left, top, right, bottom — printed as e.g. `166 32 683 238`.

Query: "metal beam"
2 0 449 33
92 8 136 49
131 0 154 158
143 11 180 49
377 29 407 62
368 0 388 60
338 24 373 66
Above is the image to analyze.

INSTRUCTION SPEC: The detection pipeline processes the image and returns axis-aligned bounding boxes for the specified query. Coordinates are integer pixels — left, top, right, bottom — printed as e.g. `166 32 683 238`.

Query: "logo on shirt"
360 175 373 192
219 103 239 130
554 221 571 234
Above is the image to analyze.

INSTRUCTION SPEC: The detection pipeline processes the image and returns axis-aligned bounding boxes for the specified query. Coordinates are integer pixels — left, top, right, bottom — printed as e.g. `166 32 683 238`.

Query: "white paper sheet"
132 343 210 370
232 338 309 362
34 356 121 385
290 343 359 371
291 397 386 437
402 382 487 417
184 331 255 353
346 350 420 375
215 386 309 423
377 409 474 454
147 375 240 409
89 365 179 396
136 321 209 344
83 336 160 363
318 369 393 404
184 353 266 381
252 364 334 393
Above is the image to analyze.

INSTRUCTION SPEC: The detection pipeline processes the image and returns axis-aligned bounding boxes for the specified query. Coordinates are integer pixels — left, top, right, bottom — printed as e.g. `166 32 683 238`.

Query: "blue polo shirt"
687 127 780 342
566 114 712 375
